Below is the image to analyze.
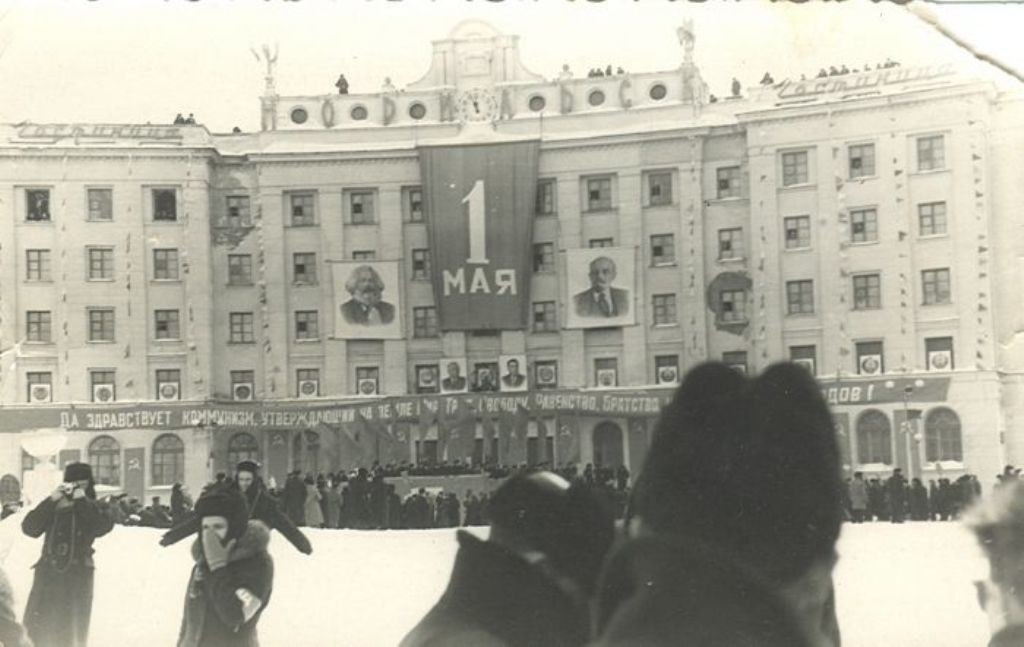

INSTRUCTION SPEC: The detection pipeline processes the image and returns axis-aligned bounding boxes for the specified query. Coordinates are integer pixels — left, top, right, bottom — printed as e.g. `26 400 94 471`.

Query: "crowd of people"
586 65 626 78
172 113 197 125
3 360 1023 646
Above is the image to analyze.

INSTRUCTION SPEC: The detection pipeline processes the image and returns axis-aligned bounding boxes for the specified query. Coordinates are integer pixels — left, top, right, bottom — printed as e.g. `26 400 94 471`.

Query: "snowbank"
0 518 989 646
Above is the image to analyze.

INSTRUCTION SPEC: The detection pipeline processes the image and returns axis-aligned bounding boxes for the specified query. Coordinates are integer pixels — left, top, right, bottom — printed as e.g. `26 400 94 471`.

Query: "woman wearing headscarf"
22 462 114 647
177 484 274 647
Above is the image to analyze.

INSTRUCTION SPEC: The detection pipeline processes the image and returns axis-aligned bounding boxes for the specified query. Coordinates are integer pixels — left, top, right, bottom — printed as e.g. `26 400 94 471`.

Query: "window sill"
294 338 322 344
783 246 813 253
24 341 54 346
921 301 953 308
22 220 54 225
718 319 749 326
151 219 181 225
911 167 950 177
87 218 115 223
87 278 116 283
650 262 677 268
644 202 676 210
286 223 319 228
226 283 254 288
718 257 746 264
652 323 679 329
847 174 878 182
918 234 950 241
227 341 256 345
707 196 747 205
292 282 319 288
152 279 182 284
785 312 817 319
153 338 183 343
24 280 55 284
851 307 883 312
778 183 816 191
849 240 880 247
530 329 560 335
87 340 117 345
347 222 378 227
583 208 618 216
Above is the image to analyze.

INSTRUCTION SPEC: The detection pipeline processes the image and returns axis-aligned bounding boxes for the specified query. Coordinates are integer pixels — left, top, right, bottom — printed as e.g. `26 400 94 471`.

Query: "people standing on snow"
401 471 614 647
22 462 114 647
849 472 869 523
595 362 844 647
176 485 274 647
161 461 312 555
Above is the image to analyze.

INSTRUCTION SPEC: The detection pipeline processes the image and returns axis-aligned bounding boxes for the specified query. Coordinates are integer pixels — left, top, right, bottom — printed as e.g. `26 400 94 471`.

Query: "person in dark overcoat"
161 461 312 555
594 362 844 647
171 483 193 525
177 485 273 647
887 468 908 523
22 462 114 647
282 472 306 526
401 471 614 647
909 478 930 521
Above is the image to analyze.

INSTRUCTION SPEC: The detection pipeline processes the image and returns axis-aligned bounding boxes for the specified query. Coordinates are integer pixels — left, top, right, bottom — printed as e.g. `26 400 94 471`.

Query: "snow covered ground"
0 517 991 646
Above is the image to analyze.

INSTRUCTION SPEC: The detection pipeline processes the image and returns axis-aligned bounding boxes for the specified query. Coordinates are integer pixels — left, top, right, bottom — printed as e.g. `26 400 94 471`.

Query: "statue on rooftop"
677 18 695 65
250 43 279 95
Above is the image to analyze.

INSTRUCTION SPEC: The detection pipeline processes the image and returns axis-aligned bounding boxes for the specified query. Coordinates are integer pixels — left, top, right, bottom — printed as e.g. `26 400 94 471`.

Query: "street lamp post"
903 386 914 480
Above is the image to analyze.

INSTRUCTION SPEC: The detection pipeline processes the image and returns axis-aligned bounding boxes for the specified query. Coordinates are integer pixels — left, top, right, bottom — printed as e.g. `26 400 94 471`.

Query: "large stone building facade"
0 20 1021 502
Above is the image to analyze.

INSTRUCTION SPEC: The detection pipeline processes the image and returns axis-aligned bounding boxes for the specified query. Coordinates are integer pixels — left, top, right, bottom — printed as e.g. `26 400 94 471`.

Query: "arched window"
88 435 121 486
856 409 892 465
292 430 321 475
925 408 963 463
0 475 20 504
227 433 260 467
152 434 185 486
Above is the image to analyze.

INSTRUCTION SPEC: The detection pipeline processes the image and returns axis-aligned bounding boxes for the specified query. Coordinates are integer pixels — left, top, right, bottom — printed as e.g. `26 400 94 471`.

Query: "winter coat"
303 485 323 528
0 567 30 647
22 495 114 647
593 532 813 647
162 479 312 554
400 530 590 647
849 479 868 510
177 520 274 647
323 488 341 529
283 476 306 525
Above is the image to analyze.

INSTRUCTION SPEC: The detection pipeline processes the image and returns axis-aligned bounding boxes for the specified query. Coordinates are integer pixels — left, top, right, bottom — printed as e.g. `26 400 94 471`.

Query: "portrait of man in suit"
340 265 396 326
573 256 630 318
500 358 527 390
441 361 467 392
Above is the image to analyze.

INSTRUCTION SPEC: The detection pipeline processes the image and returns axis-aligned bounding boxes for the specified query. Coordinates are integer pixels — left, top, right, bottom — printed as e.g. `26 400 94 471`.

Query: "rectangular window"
293 252 317 284
786 280 815 315
26 249 52 281
26 311 52 343
723 351 748 375
90 370 115 401
850 208 878 243
407 187 424 223
720 290 747 322
231 370 254 389
153 249 179 280
650 234 675 266
790 345 817 375
652 294 677 326
718 228 744 260
925 337 954 371
534 360 558 390
716 166 742 199
922 268 951 305
594 358 618 388
225 196 251 227
856 341 884 374
783 216 811 249
585 176 613 212
413 306 439 338
156 369 181 398
152 189 177 221
536 179 556 216
412 249 431 280
289 192 316 226
532 301 558 333
352 251 376 261
88 308 115 342
87 188 113 221
297 369 320 396
918 202 948 236
647 171 673 207
26 189 51 221
227 254 253 285
588 238 614 248
415 364 440 395
917 135 945 172
294 311 320 341
533 242 555 273
848 144 876 178
154 310 181 340
229 312 255 343
782 151 809 187
349 190 376 225
26 372 52 403
416 440 439 466
853 274 882 310
88 247 115 280
356 367 380 394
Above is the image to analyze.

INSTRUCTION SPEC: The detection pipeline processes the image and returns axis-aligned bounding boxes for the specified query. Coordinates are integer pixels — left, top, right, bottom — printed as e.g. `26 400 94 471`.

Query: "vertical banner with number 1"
418 140 540 330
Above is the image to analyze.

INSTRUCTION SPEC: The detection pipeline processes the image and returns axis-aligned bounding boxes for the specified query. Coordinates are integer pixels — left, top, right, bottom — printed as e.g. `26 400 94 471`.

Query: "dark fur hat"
63 462 93 483
194 484 249 541
235 460 260 476
629 361 842 584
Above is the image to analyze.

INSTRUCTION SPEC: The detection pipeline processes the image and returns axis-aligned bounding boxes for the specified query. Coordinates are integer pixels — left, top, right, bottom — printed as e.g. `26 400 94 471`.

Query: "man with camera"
21 462 114 647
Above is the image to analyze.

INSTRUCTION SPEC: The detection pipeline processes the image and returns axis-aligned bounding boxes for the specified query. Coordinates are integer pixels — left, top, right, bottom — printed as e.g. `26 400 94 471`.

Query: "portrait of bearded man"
340 265 396 326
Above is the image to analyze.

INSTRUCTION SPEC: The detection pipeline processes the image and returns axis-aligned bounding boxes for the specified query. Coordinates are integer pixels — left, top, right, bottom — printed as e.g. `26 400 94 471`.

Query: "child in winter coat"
177 485 274 647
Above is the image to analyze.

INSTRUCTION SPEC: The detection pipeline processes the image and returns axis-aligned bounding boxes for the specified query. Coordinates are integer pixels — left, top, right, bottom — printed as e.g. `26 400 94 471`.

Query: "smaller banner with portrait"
564 247 636 329
439 358 470 394
498 354 528 392
330 261 403 339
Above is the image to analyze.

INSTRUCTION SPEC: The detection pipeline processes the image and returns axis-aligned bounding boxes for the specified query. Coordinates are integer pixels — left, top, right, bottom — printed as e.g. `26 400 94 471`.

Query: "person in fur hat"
177 484 274 647
593 362 844 647
401 471 614 647
161 461 312 555
22 461 114 647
